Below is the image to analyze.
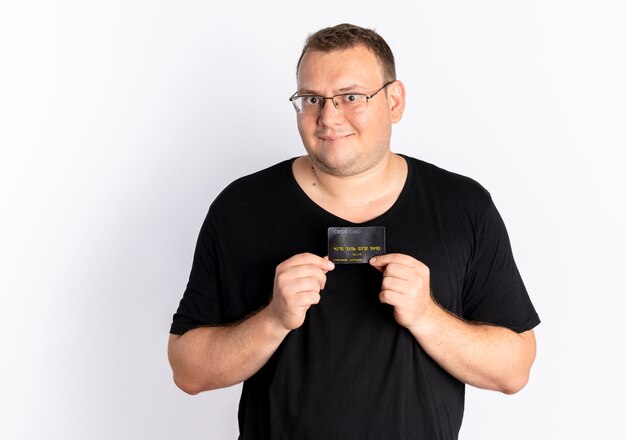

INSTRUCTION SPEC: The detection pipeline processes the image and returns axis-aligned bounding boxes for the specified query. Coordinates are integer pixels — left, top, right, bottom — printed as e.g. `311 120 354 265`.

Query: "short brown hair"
296 23 396 82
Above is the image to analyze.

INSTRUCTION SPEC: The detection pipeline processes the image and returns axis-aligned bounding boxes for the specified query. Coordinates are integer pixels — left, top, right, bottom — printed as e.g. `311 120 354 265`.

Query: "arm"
168 253 335 394
370 254 536 394
168 308 288 395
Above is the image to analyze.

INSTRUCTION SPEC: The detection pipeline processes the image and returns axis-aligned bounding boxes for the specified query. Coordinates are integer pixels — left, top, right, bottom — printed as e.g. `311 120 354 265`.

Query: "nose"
318 97 343 125
320 97 339 110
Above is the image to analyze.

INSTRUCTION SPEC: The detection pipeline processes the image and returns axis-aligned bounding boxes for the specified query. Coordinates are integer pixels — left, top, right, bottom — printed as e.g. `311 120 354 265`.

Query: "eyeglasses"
289 81 394 115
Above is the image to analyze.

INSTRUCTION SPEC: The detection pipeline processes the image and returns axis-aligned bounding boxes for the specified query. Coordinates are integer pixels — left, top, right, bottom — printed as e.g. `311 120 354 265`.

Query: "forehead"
297 45 384 91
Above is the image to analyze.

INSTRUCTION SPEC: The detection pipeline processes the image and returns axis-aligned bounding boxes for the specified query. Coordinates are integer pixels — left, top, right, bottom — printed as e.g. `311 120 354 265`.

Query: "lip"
317 132 352 141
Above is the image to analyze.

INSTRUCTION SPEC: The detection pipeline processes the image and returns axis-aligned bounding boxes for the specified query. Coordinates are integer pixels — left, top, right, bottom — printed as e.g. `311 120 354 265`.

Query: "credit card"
327 226 386 264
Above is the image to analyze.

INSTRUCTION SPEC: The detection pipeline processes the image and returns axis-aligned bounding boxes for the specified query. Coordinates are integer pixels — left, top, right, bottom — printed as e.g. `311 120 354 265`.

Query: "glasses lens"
290 96 317 114
290 94 368 114
335 94 367 114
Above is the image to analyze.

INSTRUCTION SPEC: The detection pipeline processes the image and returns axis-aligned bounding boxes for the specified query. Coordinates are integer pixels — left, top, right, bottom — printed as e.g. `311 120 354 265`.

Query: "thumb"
368 256 386 272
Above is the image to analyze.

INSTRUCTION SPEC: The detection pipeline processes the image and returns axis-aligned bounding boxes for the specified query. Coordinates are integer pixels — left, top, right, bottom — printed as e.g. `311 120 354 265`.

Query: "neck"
310 152 398 204
293 152 407 222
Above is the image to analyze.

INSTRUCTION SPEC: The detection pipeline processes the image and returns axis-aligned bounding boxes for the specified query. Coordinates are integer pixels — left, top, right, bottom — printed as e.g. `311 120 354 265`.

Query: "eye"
341 94 363 105
303 96 321 106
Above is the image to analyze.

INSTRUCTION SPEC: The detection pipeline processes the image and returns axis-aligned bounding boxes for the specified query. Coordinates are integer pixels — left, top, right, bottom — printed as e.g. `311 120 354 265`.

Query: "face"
295 45 405 177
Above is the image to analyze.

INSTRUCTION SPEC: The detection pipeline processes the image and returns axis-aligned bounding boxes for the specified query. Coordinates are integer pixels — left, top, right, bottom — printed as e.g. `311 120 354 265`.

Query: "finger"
290 276 325 295
287 290 322 307
275 272 322 298
282 253 335 272
385 263 430 284
369 260 385 273
370 253 419 267
370 253 427 273
369 254 403 273
381 275 410 294
298 253 335 272
305 291 321 305
280 263 328 287
379 289 403 306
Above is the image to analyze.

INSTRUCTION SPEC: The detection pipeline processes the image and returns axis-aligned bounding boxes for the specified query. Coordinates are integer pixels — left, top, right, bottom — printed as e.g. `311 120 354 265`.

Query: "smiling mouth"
318 133 352 141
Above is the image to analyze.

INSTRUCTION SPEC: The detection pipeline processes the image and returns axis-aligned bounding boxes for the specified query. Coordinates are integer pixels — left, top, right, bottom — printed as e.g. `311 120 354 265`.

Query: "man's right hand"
266 253 335 331
169 253 334 393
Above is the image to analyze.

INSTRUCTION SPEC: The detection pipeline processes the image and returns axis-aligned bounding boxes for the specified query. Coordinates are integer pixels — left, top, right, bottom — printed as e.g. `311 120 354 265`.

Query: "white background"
1 1 624 438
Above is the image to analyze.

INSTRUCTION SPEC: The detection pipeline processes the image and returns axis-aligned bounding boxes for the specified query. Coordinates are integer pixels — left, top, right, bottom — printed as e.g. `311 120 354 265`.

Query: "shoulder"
215 159 293 201
403 155 492 207
207 158 296 221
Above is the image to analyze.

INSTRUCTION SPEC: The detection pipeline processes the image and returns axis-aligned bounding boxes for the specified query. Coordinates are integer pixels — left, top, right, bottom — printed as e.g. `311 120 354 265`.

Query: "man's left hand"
369 253 435 330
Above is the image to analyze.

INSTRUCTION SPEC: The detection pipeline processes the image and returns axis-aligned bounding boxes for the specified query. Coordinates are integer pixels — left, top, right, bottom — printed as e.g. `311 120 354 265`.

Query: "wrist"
257 305 291 340
406 297 441 339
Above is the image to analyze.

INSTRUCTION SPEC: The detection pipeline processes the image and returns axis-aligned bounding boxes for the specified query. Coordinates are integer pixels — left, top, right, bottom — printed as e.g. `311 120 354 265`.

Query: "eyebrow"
297 84 367 95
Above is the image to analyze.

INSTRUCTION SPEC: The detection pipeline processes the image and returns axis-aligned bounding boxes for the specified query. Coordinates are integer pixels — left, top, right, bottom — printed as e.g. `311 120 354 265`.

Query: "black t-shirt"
170 156 540 440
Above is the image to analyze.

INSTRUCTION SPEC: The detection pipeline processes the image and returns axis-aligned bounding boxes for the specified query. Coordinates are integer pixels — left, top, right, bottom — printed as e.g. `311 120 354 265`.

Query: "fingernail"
369 257 377 264
327 260 335 269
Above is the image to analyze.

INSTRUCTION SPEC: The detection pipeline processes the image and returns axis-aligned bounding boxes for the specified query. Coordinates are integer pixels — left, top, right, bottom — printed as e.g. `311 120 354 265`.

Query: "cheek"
348 113 372 136
362 111 391 137
296 116 315 136
297 119 322 151
354 110 371 123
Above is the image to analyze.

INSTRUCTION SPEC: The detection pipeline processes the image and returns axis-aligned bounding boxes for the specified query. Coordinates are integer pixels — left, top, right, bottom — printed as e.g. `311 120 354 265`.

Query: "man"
168 23 540 439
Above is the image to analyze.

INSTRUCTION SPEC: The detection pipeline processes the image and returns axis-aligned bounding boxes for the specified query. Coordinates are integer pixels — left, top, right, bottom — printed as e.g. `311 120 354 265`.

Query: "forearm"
168 306 289 394
169 254 332 395
408 304 536 394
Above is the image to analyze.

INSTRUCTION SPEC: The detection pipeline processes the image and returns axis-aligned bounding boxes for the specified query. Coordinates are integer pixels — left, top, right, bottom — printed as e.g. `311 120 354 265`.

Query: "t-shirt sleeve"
169 211 228 335
461 196 540 333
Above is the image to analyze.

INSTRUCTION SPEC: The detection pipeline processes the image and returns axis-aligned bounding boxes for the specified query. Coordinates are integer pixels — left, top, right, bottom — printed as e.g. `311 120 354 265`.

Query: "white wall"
1 1 624 438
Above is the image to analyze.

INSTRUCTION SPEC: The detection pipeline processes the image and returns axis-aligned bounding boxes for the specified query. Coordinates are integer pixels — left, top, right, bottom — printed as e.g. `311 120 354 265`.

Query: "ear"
387 80 406 123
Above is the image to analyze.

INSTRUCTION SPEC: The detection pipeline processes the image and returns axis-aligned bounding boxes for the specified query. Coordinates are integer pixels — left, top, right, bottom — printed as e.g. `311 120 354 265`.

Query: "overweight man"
168 23 540 439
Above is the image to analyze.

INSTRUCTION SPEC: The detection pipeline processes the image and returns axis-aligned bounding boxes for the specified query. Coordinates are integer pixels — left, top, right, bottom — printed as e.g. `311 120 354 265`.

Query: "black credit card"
327 226 386 264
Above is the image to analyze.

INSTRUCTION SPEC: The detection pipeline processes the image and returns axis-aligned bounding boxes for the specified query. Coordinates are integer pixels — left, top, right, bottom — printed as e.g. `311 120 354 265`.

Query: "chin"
313 155 364 177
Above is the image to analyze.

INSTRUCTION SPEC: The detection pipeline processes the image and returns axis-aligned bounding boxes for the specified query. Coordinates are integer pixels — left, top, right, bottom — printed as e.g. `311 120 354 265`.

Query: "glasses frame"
289 81 395 115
